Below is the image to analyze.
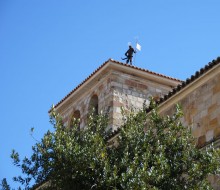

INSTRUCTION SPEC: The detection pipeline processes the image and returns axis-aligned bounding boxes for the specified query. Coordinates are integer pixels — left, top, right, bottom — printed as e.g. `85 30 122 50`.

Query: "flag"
136 43 141 51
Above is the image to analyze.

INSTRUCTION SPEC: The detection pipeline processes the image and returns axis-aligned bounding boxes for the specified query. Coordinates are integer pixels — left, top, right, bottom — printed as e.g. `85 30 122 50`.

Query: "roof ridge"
109 58 182 82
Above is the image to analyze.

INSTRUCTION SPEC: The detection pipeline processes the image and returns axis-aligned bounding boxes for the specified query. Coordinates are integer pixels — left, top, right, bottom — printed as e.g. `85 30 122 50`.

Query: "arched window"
89 94 98 116
70 110 80 131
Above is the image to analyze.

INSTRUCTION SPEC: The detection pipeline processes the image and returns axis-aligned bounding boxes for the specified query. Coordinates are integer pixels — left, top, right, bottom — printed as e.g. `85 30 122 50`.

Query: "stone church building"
52 57 220 189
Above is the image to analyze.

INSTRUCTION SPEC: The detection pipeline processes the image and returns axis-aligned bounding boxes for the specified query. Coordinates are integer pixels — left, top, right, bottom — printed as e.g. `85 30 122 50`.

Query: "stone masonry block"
115 107 121 113
217 114 220 124
192 128 204 138
156 88 162 93
210 109 220 120
113 101 123 107
137 83 148 89
131 91 139 97
213 83 220 94
212 93 220 104
214 127 220 139
206 130 214 142
203 94 212 104
122 84 129 89
136 102 143 108
197 135 206 147
205 98 212 107
200 109 207 118
99 84 103 91
125 79 137 88
209 118 218 129
137 97 144 102
208 104 218 114
112 81 123 88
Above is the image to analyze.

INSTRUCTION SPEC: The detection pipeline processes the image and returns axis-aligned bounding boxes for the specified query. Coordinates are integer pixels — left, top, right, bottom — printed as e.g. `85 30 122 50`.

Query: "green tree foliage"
1 103 220 189
1 178 11 190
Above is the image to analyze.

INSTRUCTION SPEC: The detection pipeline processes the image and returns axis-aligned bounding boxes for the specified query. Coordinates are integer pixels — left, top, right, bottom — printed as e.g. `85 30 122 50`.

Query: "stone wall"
162 72 220 148
110 71 174 130
153 68 220 190
59 69 176 131
60 73 113 129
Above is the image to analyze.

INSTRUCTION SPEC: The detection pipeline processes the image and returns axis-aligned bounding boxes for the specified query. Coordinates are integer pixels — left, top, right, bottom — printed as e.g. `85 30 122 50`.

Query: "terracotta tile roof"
153 56 220 107
109 59 182 82
50 58 182 112
107 56 220 140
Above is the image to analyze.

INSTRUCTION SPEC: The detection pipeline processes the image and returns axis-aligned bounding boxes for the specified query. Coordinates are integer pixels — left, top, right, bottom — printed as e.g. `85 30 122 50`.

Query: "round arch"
88 94 98 115
69 110 81 130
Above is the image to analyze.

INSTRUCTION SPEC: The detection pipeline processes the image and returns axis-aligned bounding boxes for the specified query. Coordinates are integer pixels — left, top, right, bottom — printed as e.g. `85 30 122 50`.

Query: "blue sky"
0 1 220 188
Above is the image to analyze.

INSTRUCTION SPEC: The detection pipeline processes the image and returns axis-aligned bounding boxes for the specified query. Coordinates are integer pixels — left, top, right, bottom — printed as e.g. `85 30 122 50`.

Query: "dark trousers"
126 56 133 65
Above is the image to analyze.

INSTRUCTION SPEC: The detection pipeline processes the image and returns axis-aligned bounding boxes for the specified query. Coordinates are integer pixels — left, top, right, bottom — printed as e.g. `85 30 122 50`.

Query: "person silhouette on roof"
124 45 136 65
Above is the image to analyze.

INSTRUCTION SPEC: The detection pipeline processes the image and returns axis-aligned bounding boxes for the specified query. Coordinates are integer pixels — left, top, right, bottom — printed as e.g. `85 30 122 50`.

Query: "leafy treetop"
1 102 220 190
